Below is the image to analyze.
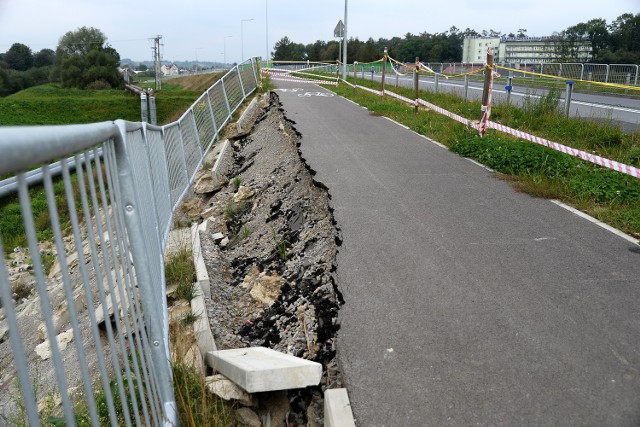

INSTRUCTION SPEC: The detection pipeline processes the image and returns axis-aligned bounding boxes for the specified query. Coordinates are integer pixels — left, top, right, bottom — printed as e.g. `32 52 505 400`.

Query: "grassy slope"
0 73 223 126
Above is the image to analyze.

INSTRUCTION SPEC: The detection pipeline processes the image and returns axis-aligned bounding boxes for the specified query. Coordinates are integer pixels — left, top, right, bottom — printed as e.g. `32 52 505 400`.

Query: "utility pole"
151 35 163 90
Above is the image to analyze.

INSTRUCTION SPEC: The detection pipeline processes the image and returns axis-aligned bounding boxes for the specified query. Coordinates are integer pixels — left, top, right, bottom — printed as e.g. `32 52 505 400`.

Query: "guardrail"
346 61 640 87
0 57 260 426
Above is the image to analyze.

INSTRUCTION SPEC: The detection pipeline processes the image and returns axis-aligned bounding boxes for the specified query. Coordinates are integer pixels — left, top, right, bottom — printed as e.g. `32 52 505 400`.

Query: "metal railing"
433 62 639 86
0 58 260 426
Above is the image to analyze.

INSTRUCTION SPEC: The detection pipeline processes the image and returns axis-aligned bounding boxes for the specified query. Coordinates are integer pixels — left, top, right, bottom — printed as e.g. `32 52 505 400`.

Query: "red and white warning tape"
292 76 638 179
386 90 415 105
415 97 476 129
485 121 640 178
358 85 383 96
266 69 338 86
382 89 639 179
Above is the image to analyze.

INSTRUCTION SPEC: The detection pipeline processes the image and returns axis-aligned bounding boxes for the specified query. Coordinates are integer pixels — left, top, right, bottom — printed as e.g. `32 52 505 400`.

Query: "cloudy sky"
0 0 637 64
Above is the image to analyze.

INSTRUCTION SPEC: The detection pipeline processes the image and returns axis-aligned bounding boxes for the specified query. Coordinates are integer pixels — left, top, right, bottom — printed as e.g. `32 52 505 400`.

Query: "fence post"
113 123 177 427
414 57 419 114
148 90 157 125
505 76 513 105
478 48 494 135
236 65 247 98
353 61 358 92
564 80 574 117
251 58 260 88
381 47 388 95
141 91 148 123
205 89 218 137
434 73 439 93
464 74 469 100
605 64 610 83
481 48 494 109
220 76 233 117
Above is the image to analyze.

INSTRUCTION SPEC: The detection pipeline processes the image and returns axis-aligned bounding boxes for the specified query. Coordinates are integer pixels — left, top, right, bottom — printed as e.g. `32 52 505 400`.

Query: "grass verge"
322 77 640 239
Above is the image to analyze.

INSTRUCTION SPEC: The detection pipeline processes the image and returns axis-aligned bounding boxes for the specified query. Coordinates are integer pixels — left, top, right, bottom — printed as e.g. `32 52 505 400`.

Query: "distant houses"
160 64 179 76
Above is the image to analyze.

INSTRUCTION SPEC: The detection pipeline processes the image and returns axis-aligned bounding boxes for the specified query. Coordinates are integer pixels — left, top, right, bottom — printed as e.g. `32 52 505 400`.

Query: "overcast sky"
0 0 637 64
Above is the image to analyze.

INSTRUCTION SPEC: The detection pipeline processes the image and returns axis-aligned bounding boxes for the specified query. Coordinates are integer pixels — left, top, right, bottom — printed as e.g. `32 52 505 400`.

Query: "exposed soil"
187 92 345 425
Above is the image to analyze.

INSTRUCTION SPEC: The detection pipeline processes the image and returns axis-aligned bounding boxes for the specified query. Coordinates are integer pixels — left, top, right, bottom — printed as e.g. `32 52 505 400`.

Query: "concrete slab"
324 388 355 427
191 285 216 356
236 97 259 133
206 347 322 393
191 222 210 300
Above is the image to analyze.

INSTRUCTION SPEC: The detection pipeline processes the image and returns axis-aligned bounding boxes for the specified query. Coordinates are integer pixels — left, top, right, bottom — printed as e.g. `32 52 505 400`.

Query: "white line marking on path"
550 200 639 245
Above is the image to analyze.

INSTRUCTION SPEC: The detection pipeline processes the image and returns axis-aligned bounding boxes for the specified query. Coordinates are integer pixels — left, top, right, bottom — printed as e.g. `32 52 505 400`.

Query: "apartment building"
462 36 592 63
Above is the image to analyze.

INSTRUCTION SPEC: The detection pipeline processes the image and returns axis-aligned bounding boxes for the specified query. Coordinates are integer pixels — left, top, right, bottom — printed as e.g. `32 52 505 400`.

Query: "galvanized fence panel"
559 63 584 80
223 68 245 113
162 123 190 216
239 59 258 94
609 64 639 86
583 63 609 83
0 58 260 426
209 82 231 131
0 124 171 426
193 94 216 152
178 111 203 183
145 126 173 243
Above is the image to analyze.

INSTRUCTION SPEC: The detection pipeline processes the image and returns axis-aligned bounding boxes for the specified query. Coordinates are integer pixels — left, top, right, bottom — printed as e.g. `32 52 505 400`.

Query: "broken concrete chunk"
35 328 74 361
205 374 255 406
233 186 254 202
236 407 262 427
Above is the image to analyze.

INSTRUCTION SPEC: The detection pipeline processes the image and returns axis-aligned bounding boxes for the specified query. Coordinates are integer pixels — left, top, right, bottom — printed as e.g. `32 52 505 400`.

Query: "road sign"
334 20 344 38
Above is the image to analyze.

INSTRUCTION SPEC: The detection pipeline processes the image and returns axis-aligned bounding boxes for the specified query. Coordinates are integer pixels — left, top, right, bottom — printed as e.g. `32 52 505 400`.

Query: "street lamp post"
223 35 233 68
343 0 348 80
265 0 269 64
241 18 254 63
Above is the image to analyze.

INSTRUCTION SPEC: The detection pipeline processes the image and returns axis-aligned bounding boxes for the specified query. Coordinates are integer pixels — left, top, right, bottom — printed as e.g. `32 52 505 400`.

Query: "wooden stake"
414 57 419 114
381 47 388 95
480 48 494 113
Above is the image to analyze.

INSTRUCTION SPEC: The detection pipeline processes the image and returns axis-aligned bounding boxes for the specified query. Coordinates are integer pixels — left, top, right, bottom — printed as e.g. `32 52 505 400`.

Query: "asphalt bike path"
274 80 640 426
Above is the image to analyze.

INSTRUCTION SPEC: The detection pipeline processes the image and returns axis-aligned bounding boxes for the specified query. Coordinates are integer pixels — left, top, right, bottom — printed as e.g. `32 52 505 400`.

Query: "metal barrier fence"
0 58 260 426
433 62 639 86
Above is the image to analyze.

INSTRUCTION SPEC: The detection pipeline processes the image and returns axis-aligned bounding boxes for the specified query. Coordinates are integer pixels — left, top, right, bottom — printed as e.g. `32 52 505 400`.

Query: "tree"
5 43 33 71
33 49 55 68
609 13 640 61
272 36 305 61
53 26 123 89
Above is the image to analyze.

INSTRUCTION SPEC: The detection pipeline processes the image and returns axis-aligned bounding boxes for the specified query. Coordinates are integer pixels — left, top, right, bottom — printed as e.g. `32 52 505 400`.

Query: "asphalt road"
361 72 640 133
274 79 640 426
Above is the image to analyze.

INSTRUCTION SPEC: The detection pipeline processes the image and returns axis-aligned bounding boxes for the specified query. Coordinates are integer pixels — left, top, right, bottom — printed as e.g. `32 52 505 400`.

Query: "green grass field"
0 76 221 126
